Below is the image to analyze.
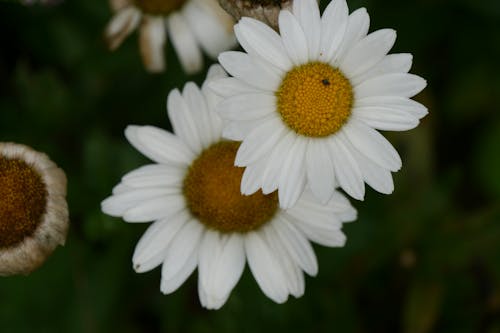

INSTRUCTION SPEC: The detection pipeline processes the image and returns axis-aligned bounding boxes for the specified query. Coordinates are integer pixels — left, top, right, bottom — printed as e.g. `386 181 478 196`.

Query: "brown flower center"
183 141 278 233
133 0 187 16
276 62 354 137
0 157 48 248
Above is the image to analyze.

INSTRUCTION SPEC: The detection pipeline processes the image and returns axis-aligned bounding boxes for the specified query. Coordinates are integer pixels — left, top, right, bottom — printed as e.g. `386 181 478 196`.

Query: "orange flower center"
134 0 186 15
0 157 47 248
183 141 278 233
276 61 354 137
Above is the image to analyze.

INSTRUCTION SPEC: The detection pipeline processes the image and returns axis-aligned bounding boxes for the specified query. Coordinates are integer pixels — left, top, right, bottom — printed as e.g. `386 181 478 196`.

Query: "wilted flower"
0 143 69 276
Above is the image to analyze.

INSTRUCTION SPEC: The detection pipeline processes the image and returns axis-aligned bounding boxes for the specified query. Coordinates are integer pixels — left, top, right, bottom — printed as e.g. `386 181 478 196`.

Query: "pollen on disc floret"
276 62 354 138
183 141 278 233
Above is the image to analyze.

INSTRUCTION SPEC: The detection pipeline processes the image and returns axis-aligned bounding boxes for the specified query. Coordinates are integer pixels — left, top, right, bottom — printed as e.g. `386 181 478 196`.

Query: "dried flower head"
218 0 292 30
0 143 69 276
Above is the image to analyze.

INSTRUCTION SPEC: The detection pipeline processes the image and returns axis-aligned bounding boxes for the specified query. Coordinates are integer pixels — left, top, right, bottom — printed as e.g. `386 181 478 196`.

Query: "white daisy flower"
104 0 237 73
0 143 69 276
211 0 428 208
101 65 356 309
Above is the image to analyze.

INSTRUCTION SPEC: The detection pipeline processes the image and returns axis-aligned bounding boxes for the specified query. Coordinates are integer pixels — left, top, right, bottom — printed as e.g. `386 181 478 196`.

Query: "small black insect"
322 79 330 86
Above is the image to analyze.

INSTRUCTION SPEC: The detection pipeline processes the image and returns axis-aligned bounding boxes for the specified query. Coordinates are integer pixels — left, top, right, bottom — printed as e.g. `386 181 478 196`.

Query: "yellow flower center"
183 141 278 233
276 62 354 137
0 157 47 248
134 0 186 15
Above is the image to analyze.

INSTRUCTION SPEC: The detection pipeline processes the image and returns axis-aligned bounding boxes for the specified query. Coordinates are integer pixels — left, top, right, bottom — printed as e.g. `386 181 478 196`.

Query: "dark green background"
1 0 499 332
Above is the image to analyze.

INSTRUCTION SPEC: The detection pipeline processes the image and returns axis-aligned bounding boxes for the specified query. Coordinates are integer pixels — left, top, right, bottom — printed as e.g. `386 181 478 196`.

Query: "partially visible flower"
101 65 356 309
104 0 236 73
19 0 63 6
0 143 69 276
212 0 428 208
218 0 291 30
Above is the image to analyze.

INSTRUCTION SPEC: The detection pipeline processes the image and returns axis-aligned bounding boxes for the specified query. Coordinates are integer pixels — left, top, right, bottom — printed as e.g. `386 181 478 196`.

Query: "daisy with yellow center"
101 65 356 309
211 0 428 208
104 0 236 73
0 143 69 276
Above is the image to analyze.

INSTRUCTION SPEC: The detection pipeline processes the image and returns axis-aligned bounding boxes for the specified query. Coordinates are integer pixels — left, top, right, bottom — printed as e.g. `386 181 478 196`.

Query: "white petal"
262 225 304 298
278 138 307 209
218 51 282 91
161 220 204 294
261 130 296 194
222 116 273 141
235 17 292 72
284 213 346 248
167 13 203 74
351 53 413 86
273 217 318 276
167 89 203 153
236 116 286 166
181 0 236 59
132 210 189 273
217 93 275 121
351 148 394 194
328 135 365 200
123 194 185 222
125 125 195 165
279 10 309 65
139 16 166 73
121 164 184 188
355 96 428 119
340 29 396 78
305 139 336 204
353 106 419 131
198 232 245 310
293 0 321 59
182 82 214 148
342 119 402 171
105 7 141 50
208 77 262 99
355 73 427 99
245 232 289 303
335 8 370 63
240 159 266 195
101 187 176 218
319 0 348 63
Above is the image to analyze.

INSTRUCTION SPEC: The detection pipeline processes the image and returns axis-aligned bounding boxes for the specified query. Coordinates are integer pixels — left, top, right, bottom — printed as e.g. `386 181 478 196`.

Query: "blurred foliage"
0 0 499 332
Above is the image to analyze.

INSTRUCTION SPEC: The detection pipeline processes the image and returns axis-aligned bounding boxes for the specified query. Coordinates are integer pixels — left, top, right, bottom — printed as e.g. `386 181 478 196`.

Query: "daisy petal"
208 77 262 99
355 96 428 119
273 217 318 276
198 231 245 310
121 164 184 188
222 116 272 141
245 232 288 303
351 53 413 86
355 73 427 99
218 51 281 91
261 131 296 194
125 125 195 165
353 106 419 131
105 7 141 50
340 29 396 78
167 13 203 74
342 120 402 171
335 8 370 62
329 135 365 200
132 210 189 273
306 139 336 204
167 89 203 153
235 17 292 72
319 0 348 63
351 148 394 194
236 116 286 166
161 220 204 294
183 82 214 148
279 10 309 65
139 16 166 73
293 0 321 59
123 194 185 222
217 93 275 121
278 138 307 209
284 212 346 247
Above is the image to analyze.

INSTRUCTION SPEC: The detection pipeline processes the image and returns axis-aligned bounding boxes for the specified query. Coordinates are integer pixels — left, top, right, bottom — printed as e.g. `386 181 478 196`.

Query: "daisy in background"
211 0 428 208
104 0 236 73
101 65 356 309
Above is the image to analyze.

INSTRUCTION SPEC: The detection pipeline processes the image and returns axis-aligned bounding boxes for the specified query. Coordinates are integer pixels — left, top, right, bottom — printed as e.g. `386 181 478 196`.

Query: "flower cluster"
102 0 427 309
